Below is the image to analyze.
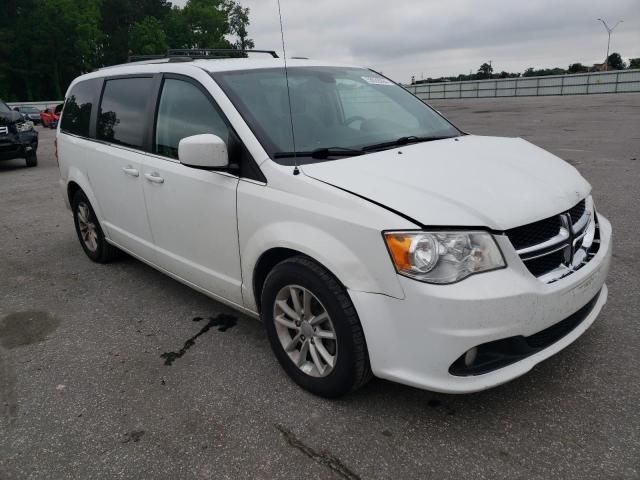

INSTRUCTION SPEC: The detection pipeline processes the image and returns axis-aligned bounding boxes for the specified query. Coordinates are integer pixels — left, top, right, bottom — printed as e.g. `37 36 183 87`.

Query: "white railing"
405 69 640 100
6 100 63 111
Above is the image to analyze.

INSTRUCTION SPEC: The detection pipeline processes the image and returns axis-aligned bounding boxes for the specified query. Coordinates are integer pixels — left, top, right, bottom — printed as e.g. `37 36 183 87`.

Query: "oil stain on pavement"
0 311 60 420
0 311 61 349
160 314 237 366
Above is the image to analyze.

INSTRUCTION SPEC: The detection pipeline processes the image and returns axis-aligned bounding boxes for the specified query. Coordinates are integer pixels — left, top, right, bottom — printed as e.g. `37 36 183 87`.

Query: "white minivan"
57 51 612 397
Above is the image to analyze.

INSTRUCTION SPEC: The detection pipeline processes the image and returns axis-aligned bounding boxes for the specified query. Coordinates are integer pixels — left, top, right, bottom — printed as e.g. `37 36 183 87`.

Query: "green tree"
182 0 232 49
13 0 102 100
99 0 172 67
0 0 254 100
130 16 168 55
164 6 190 49
568 63 588 74
477 62 493 79
629 58 640 69
228 2 254 50
607 53 626 70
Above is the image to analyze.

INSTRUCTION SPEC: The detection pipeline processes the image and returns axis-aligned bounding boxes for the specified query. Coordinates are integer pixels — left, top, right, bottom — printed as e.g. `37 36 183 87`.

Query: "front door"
141 76 243 305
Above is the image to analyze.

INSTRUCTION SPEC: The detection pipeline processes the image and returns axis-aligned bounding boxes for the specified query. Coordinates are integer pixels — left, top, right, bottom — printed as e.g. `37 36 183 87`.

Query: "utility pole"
597 18 623 71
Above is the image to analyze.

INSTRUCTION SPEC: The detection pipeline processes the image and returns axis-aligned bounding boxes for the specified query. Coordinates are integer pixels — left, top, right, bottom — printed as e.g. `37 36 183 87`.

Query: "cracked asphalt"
1 93 639 479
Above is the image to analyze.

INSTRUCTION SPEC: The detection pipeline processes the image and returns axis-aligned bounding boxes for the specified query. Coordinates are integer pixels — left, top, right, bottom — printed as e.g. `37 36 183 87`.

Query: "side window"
61 79 99 138
97 77 153 149
155 78 231 159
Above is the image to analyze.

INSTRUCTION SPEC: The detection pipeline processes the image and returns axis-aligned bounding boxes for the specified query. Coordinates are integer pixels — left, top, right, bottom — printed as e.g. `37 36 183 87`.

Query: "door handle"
122 166 139 177
144 172 164 184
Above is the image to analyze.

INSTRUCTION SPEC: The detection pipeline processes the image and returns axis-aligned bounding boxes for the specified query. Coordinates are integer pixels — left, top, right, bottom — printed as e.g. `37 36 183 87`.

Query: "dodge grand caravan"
56 51 612 397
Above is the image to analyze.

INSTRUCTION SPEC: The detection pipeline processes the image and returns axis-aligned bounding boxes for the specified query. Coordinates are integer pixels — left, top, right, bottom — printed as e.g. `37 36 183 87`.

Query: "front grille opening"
505 199 598 282
449 289 601 376
567 199 586 224
524 249 565 276
506 216 561 250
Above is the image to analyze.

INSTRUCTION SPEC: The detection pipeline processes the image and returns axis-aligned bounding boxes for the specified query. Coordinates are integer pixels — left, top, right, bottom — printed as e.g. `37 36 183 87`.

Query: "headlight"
16 121 34 132
383 231 505 284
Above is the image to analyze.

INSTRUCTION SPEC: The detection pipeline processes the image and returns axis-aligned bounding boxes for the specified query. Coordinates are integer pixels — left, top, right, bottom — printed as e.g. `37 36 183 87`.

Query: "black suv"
0 99 39 167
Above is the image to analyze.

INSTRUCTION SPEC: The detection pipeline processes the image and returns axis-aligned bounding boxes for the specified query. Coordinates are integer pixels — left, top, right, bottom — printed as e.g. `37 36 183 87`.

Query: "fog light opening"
464 347 478 367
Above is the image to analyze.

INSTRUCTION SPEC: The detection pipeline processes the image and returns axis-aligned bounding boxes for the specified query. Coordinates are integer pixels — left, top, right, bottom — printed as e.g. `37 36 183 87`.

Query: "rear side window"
97 77 153 149
154 78 230 159
61 79 99 138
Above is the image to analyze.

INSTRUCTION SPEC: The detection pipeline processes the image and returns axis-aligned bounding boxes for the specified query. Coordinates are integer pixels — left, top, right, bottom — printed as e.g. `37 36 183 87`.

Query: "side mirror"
178 134 229 170
13 107 20 111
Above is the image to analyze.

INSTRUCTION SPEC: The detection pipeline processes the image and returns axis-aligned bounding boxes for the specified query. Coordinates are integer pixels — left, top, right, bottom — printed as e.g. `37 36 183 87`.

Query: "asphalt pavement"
1 93 639 479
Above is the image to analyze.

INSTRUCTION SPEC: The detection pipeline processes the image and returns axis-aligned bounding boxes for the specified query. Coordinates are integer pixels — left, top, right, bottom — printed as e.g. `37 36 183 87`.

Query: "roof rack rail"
126 49 279 63
127 54 167 62
167 48 279 58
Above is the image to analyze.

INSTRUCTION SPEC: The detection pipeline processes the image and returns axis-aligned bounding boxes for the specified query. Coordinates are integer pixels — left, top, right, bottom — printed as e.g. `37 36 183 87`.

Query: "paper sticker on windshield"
361 76 393 86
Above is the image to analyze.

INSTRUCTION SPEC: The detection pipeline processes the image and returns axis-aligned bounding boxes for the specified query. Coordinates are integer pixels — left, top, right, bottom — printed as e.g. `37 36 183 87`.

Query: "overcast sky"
175 0 639 82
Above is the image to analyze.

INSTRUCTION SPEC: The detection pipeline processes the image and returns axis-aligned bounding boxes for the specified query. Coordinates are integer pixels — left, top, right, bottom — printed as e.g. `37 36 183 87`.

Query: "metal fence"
405 69 640 100
6 100 62 111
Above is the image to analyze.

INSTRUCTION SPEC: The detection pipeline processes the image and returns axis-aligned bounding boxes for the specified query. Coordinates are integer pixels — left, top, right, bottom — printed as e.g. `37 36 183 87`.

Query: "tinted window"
0 101 10 113
97 77 153 149
61 79 99 137
155 78 230 159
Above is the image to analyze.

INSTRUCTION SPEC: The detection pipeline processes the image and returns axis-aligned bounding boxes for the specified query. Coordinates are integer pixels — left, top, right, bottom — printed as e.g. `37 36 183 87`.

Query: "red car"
40 107 60 128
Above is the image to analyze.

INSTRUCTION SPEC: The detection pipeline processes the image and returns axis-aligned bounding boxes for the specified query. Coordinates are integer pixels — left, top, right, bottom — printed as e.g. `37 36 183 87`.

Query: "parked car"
13 106 42 125
56 53 611 397
0 99 38 167
40 107 59 128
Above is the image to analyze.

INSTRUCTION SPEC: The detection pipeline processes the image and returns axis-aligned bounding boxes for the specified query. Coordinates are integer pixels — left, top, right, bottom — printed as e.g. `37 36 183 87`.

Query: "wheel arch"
64 168 106 227
67 180 81 206
252 248 346 314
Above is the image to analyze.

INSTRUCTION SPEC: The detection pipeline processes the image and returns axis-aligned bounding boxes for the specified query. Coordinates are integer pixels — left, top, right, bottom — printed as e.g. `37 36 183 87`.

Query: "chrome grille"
505 197 599 283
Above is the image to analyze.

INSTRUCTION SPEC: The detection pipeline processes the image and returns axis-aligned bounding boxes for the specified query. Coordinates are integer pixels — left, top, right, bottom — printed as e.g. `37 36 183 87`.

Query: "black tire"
261 256 372 398
71 190 119 263
25 152 37 167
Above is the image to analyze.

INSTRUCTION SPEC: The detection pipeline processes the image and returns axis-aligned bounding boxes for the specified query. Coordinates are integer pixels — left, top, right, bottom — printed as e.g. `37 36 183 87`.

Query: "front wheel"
261 256 372 397
25 151 37 167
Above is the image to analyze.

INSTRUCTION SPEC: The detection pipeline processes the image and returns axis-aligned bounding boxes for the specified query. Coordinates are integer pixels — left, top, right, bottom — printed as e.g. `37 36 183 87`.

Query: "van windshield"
0 101 11 114
212 67 460 165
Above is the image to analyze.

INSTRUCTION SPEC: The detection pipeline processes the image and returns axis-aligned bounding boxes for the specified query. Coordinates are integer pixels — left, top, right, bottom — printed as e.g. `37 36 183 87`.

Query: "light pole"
597 18 623 71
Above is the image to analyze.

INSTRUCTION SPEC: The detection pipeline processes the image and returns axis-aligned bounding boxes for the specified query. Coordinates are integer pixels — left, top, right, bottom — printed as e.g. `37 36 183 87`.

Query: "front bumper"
350 214 612 393
0 131 37 160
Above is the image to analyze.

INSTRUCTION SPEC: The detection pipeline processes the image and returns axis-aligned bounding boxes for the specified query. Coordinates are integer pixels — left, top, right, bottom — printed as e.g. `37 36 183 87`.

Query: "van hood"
301 135 590 230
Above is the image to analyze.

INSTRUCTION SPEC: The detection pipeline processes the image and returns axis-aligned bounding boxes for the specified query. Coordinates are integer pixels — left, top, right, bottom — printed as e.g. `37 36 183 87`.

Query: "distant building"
591 62 607 72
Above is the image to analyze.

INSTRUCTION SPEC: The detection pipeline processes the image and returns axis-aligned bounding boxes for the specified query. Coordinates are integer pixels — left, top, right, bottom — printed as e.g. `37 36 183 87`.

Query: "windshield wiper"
274 146 365 160
361 135 457 152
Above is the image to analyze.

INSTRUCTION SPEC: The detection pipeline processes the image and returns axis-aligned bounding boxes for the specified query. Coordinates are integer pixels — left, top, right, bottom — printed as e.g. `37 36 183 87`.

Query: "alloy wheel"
273 285 338 377
77 202 99 252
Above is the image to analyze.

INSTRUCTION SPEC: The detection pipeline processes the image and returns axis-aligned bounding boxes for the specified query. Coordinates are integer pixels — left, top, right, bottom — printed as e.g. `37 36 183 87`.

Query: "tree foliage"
630 58 640 69
607 53 626 70
477 62 493 79
568 63 589 74
0 0 254 100
130 17 168 56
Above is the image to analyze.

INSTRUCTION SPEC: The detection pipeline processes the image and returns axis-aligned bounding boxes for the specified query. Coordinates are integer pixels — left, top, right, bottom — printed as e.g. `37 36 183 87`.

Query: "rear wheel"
261 256 372 397
72 190 119 263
